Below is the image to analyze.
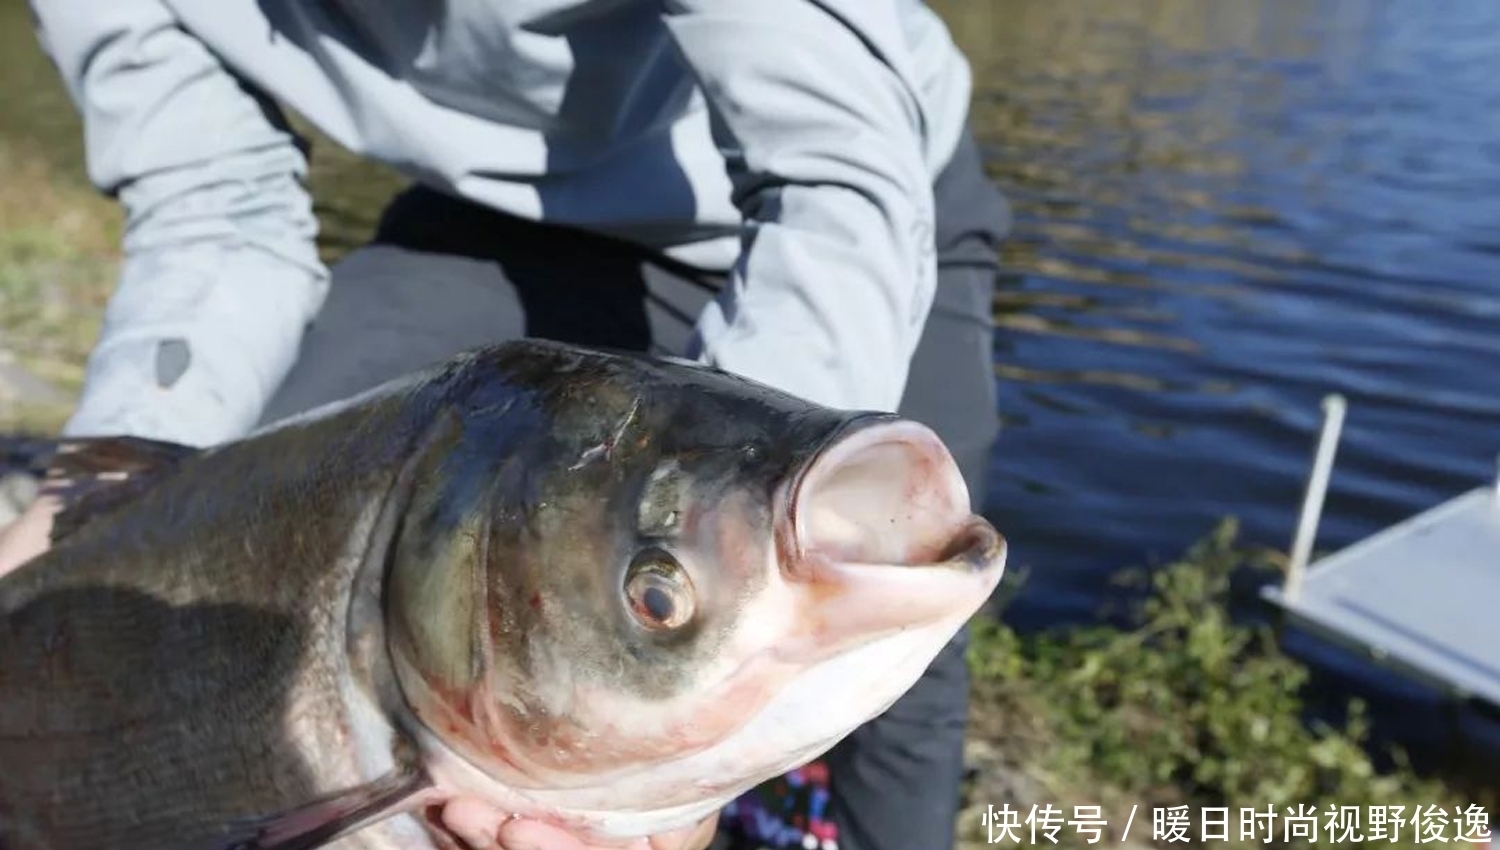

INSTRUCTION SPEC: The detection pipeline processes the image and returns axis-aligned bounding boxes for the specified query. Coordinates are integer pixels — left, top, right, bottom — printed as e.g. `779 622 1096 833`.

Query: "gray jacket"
29 0 975 446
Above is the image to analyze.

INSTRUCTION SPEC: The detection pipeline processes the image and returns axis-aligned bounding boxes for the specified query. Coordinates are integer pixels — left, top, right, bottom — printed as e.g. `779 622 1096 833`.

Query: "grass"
0 139 121 432
0 112 404 433
956 518 1498 848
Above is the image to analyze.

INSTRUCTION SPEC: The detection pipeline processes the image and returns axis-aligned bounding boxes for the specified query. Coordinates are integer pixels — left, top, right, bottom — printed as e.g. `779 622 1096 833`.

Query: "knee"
892 623 973 729
839 623 974 754
816 626 974 850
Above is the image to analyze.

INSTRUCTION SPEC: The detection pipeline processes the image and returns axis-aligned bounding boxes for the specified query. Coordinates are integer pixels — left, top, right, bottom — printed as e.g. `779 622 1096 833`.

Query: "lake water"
938 0 1500 617
6 0 1500 761
936 0 1500 761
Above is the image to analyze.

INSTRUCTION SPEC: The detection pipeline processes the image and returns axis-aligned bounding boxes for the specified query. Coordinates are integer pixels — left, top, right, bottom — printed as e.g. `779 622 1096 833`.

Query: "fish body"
0 339 1006 850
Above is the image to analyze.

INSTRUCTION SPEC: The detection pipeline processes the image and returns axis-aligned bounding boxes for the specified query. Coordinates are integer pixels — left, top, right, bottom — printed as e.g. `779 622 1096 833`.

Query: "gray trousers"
258 132 1010 850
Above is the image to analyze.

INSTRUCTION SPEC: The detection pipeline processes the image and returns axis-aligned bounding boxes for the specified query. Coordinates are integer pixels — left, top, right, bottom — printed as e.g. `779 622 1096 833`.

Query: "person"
5 0 1012 848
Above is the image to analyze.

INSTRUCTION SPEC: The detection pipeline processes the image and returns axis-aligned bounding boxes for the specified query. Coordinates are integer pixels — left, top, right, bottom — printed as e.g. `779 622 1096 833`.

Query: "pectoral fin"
186 761 431 850
0 434 202 544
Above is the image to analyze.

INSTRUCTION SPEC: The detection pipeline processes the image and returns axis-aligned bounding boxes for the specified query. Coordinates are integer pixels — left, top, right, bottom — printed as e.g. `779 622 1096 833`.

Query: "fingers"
442 798 616 850
440 798 722 850
0 492 60 579
441 797 511 850
496 818 606 850
648 812 721 850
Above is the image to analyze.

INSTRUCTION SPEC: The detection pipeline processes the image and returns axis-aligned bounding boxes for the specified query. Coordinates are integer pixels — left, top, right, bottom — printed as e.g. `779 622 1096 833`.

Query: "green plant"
959 519 1496 849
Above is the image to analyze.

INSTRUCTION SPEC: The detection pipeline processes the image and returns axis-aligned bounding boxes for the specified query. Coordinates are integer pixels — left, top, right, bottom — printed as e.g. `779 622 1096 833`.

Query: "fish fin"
192 762 431 850
22 436 203 544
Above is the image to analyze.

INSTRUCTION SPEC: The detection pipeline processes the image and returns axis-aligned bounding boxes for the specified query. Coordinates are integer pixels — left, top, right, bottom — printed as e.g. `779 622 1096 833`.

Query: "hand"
496 815 719 850
442 800 721 850
0 490 59 580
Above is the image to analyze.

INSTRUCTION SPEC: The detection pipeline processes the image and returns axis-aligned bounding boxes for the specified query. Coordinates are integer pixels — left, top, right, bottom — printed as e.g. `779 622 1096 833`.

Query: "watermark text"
979 804 1492 844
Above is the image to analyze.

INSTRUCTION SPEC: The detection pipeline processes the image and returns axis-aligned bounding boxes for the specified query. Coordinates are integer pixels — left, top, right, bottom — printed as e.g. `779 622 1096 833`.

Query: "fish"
0 338 1007 850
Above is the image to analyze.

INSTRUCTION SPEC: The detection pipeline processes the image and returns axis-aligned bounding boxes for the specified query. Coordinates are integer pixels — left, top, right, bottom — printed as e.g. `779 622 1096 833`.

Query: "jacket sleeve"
29 0 328 447
662 0 942 413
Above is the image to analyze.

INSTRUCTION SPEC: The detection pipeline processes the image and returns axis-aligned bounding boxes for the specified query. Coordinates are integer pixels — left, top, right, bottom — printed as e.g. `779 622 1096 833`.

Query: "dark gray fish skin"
0 339 892 850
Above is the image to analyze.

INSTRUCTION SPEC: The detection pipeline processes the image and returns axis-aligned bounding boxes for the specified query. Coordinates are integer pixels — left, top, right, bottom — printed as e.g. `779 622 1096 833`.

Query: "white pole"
1286 394 1347 604
1492 451 1500 504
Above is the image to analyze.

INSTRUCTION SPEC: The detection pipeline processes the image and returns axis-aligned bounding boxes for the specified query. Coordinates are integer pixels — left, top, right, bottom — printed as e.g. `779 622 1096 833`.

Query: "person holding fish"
2 1 1013 849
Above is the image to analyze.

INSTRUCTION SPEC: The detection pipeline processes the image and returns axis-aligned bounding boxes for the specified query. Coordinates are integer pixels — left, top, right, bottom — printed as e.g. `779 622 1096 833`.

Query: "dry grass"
0 109 405 435
0 139 121 432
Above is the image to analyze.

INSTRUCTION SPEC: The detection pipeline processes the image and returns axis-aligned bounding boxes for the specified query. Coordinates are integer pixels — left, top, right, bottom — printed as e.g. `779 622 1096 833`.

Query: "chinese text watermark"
979 804 1492 844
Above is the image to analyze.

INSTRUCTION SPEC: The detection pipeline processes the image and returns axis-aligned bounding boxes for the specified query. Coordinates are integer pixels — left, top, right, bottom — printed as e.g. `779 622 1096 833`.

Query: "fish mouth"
778 415 1007 633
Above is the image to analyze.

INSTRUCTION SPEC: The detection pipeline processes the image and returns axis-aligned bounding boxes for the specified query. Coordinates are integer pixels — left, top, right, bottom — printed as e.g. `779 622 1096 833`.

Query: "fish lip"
927 513 1008 572
794 515 1008 596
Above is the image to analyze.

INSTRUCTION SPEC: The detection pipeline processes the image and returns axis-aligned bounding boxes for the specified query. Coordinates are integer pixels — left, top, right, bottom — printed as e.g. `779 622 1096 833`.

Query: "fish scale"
0 339 1007 850
0 405 415 850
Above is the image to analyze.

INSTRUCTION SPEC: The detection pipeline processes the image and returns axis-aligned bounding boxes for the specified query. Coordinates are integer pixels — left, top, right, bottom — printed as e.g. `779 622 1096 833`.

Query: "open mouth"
784 416 1006 575
766 414 1008 659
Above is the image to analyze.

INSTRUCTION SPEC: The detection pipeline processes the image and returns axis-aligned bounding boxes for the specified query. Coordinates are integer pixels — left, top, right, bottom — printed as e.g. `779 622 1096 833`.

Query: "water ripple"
932 0 1500 638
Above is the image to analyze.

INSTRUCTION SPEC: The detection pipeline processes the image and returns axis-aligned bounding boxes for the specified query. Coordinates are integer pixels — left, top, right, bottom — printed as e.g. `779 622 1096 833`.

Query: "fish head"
384 342 1006 836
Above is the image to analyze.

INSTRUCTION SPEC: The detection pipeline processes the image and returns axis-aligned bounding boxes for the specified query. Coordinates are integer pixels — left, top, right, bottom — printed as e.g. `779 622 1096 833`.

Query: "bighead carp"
0 339 1006 850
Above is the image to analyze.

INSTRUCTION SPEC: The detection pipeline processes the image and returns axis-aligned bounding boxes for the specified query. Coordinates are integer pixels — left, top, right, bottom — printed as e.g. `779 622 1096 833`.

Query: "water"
930 0 1500 763
934 0 1500 611
5 0 1500 759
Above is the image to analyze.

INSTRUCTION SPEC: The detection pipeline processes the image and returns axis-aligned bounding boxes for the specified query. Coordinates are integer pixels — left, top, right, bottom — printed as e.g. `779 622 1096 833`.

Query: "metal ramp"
1261 395 1500 712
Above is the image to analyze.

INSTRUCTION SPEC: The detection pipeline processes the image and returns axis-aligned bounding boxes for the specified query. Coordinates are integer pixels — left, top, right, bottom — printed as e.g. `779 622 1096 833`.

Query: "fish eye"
624 547 695 632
